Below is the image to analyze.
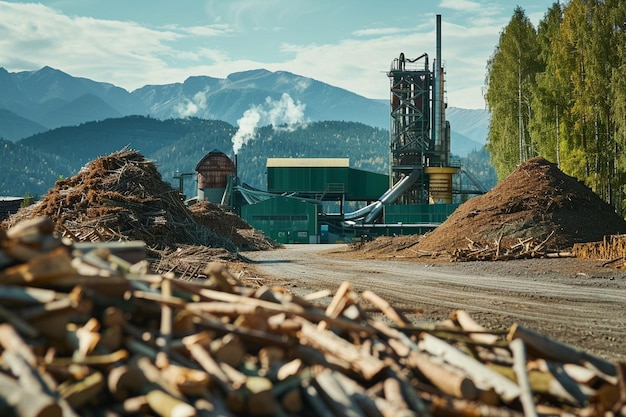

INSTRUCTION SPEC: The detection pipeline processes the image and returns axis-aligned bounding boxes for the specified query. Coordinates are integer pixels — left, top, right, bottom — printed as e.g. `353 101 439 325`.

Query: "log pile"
1 216 625 417
573 235 626 268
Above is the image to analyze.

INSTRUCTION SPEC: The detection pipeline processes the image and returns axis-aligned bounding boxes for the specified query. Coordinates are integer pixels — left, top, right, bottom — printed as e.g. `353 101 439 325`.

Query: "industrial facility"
187 15 483 244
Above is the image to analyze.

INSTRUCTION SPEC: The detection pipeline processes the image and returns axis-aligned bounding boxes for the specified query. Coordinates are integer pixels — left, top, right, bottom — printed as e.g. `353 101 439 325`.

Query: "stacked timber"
573 235 626 268
0 216 625 416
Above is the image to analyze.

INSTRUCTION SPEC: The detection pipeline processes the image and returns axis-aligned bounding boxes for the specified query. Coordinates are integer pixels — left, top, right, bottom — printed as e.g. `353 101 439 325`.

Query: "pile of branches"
189 202 278 252
0 216 625 417
150 245 242 280
2 148 238 255
449 232 574 262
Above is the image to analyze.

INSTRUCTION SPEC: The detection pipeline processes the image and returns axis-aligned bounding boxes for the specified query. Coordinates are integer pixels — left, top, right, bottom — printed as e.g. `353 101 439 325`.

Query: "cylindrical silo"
424 167 458 204
195 149 235 204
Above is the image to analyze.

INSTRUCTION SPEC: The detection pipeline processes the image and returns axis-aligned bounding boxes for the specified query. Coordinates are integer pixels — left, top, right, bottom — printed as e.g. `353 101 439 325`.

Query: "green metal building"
241 195 321 244
266 158 388 201
240 158 389 243
239 157 460 243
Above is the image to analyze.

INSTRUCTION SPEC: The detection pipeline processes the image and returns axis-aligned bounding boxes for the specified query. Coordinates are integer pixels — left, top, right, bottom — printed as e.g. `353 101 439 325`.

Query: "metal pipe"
343 169 422 222
432 14 442 151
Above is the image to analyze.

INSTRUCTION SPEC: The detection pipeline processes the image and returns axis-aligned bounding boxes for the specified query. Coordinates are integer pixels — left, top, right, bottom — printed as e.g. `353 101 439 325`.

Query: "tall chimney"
433 14 443 154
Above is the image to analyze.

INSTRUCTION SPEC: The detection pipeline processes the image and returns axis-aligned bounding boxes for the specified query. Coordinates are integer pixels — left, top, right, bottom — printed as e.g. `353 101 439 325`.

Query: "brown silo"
195 149 235 204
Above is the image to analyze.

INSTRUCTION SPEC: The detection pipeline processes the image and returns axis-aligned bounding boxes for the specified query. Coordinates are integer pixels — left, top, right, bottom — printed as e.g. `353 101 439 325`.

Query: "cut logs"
0 216 625 416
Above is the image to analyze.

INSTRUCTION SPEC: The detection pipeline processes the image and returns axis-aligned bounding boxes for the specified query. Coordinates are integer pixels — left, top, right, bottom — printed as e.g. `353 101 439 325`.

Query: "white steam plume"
232 93 306 155
231 109 261 155
175 90 208 118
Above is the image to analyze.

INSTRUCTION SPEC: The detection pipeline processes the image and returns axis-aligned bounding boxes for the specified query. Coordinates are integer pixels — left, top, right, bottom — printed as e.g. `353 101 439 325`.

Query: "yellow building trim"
266 158 349 168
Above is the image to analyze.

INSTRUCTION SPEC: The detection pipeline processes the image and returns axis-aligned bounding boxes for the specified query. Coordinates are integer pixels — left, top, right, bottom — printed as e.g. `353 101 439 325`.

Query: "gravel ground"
237 243 626 363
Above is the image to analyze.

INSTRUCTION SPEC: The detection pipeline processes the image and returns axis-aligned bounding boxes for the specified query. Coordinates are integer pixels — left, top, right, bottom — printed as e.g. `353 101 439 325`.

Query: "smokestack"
436 14 441 73
432 14 443 154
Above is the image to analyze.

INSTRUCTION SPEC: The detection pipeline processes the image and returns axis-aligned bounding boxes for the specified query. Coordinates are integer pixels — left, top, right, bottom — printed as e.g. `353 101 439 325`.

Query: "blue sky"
0 0 558 109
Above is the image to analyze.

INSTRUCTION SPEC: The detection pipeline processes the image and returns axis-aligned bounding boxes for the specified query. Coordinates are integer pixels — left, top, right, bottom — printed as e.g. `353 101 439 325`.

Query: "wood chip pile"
357 157 626 262
1 149 276 271
1 216 625 417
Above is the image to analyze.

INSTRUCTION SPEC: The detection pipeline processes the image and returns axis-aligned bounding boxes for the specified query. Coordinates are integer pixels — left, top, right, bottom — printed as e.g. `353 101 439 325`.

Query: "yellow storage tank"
425 167 458 204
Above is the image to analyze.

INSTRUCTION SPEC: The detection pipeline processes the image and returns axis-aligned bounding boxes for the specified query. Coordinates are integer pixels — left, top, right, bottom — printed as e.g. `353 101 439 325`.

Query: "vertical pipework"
432 14 442 157
436 14 442 80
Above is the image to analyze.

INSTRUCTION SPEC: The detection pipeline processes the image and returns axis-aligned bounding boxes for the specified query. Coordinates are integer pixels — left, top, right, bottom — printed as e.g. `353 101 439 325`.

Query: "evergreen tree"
586 0 617 202
553 0 595 182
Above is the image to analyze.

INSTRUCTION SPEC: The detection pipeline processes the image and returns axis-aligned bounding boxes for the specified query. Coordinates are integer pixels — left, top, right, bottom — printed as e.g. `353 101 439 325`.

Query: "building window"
251 215 308 221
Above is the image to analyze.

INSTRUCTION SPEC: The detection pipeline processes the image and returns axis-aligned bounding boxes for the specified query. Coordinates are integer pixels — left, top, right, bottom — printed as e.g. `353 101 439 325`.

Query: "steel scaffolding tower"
387 14 454 205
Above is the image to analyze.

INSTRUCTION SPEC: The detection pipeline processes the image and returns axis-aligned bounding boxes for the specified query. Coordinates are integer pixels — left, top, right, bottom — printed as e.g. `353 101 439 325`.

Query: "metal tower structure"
387 14 455 205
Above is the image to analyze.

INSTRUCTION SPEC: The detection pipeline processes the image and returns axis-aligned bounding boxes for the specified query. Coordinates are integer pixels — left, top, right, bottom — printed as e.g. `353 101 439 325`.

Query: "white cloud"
440 0 482 11
273 18 499 109
0 1 521 108
352 27 409 37
0 2 186 89
164 24 232 37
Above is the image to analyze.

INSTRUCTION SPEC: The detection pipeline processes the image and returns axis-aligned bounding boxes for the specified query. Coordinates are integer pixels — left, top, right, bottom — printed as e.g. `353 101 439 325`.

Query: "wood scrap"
1 149 278 282
0 216 624 416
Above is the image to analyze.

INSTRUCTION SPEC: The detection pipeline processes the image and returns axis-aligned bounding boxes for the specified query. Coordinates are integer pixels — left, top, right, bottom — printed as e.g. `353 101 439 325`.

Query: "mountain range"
0 66 489 156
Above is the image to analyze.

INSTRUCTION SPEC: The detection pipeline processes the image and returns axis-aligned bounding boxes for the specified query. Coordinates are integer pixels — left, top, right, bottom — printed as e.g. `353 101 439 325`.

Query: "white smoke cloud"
231 108 261 155
175 90 208 118
232 93 306 155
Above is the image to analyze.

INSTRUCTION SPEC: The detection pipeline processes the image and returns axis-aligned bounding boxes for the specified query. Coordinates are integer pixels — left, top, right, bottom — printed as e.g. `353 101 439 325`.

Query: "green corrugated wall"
241 196 320 244
267 167 387 201
383 203 458 224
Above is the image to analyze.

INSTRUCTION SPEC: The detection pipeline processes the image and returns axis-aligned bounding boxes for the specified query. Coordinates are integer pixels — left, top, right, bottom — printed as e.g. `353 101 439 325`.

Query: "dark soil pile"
1 149 270 254
417 157 626 253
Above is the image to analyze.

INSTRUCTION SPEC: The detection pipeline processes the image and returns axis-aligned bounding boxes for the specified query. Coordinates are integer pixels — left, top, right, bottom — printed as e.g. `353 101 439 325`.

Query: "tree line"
485 0 626 215
2 116 496 202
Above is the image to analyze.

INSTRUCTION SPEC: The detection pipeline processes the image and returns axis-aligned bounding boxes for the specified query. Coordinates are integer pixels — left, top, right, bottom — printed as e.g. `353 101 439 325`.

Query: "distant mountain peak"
28 66 70 80
39 65 60 73
226 69 272 82
0 66 489 153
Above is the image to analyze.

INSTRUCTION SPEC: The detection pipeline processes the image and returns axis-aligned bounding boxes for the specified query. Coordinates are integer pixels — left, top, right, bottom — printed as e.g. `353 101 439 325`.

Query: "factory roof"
266 158 349 168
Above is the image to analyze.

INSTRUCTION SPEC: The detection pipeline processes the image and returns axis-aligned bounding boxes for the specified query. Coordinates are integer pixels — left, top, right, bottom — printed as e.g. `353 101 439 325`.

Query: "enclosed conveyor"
343 169 422 223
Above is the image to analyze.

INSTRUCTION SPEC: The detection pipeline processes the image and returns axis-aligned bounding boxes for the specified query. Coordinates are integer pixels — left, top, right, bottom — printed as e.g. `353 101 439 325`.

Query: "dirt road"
240 244 626 363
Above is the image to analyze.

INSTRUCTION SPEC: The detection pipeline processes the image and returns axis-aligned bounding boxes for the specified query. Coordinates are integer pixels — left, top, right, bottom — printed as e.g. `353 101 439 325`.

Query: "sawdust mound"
1 149 267 253
417 157 626 253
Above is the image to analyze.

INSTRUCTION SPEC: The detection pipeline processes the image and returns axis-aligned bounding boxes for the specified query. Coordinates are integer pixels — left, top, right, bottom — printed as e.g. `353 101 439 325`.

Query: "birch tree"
485 7 541 180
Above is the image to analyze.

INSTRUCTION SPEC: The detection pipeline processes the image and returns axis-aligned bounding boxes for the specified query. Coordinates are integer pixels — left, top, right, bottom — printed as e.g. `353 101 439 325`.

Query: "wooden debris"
573 234 626 267
1 149 278 282
449 233 575 262
0 216 624 416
